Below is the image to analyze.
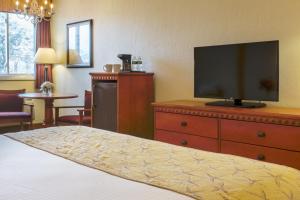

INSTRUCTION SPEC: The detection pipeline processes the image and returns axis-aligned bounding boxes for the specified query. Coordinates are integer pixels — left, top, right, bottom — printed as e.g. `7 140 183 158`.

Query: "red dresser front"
221 119 300 151
155 130 219 152
156 112 218 138
155 112 219 152
153 101 300 170
221 141 300 169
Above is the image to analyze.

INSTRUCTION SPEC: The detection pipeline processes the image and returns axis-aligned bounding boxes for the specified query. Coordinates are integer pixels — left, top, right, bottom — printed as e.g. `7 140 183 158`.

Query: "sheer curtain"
35 20 52 89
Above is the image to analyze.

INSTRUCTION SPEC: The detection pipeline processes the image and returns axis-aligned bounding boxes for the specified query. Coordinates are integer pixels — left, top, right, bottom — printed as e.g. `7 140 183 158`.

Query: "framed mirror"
67 19 93 68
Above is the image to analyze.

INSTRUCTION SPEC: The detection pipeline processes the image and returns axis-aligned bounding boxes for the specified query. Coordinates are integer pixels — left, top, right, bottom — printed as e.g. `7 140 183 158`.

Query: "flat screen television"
194 40 279 108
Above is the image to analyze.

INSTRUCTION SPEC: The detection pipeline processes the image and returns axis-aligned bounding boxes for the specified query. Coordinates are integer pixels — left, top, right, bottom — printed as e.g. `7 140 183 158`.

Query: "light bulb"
44 0 48 5
15 0 19 10
23 3 28 13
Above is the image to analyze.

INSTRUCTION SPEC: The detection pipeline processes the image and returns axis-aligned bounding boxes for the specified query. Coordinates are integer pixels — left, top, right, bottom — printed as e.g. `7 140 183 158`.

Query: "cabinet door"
93 81 117 131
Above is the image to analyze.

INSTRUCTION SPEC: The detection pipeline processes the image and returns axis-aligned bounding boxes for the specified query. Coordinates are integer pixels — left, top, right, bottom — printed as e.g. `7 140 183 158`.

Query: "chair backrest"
84 90 92 116
0 89 25 112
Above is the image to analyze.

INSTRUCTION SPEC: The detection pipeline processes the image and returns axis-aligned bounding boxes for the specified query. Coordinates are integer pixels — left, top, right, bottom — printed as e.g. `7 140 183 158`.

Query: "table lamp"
34 48 57 82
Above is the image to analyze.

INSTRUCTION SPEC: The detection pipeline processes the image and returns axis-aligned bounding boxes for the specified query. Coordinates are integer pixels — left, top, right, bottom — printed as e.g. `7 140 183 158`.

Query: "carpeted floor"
0 124 44 134
0 126 22 134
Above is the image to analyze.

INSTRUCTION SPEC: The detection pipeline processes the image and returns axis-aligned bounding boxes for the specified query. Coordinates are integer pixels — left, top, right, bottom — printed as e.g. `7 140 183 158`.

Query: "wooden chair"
55 90 92 126
0 89 34 130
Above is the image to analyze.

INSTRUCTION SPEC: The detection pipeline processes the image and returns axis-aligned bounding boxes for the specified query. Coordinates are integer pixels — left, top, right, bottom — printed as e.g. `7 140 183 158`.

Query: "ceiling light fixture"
14 0 54 25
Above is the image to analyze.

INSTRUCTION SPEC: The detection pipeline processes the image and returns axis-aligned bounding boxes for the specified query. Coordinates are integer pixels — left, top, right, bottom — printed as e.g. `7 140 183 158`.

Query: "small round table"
19 93 78 126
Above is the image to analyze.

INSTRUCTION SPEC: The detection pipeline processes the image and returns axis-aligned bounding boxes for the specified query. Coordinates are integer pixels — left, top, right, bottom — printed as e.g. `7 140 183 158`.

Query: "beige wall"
0 81 44 123
52 0 300 109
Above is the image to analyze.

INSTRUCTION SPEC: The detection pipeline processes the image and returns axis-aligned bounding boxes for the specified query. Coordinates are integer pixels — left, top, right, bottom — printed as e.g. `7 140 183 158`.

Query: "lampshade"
34 48 57 64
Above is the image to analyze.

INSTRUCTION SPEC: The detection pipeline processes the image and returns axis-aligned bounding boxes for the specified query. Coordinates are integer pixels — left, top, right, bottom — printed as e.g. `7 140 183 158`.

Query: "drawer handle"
257 154 266 161
180 121 188 127
257 131 266 138
180 140 188 146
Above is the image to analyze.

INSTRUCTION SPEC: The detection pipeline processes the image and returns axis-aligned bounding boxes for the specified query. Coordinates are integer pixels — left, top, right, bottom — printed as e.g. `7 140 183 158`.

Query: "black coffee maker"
117 54 132 72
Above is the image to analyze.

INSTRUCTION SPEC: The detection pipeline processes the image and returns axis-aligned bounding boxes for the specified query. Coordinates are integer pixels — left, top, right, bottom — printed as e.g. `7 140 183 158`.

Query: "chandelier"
14 0 54 25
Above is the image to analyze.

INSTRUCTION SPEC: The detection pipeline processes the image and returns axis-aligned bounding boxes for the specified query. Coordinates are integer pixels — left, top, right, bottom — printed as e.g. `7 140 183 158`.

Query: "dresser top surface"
90 72 154 76
153 100 300 119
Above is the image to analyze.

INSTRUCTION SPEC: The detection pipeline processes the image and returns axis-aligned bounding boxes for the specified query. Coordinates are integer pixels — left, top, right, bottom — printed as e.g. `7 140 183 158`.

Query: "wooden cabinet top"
153 100 300 126
90 72 154 76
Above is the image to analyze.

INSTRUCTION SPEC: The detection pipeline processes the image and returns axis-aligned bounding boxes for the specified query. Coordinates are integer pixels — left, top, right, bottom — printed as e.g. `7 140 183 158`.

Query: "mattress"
2 126 300 200
0 135 191 200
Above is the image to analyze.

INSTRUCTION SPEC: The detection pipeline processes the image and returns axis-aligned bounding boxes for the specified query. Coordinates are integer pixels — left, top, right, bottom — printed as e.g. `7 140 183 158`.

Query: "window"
0 12 35 77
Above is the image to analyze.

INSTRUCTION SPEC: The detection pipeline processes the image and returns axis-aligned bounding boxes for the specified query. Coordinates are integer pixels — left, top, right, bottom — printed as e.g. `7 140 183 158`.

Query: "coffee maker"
117 54 132 72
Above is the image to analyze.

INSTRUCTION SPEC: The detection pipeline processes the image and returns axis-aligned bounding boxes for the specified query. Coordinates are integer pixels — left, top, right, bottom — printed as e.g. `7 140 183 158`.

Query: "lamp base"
44 65 49 82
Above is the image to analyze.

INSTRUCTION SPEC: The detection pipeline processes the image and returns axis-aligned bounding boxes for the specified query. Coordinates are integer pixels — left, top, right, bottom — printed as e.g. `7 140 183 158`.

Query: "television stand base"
206 100 266 108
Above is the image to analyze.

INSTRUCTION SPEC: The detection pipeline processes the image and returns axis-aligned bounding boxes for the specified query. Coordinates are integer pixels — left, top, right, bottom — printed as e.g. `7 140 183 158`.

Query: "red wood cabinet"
221 141 300 169
156 112 218 138
156 130 219 152
153 100 300 169
90 73 154 139
221 119 300 151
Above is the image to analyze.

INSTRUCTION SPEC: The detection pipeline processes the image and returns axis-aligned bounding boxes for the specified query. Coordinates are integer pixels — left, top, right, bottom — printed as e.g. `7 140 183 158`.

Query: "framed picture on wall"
66 19 93 68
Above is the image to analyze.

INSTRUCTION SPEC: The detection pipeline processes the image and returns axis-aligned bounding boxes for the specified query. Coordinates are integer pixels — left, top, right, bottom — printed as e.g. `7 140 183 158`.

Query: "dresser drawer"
221 119 300 152
155 112 218 138
155 130 219 152
221 141 300 169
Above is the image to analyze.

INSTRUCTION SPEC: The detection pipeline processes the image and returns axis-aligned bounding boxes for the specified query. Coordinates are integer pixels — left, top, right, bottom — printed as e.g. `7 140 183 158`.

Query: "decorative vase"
42 87 52 95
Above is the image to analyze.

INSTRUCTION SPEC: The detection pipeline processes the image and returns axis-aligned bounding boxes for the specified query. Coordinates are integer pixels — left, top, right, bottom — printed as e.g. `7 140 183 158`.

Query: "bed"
1 126 300 200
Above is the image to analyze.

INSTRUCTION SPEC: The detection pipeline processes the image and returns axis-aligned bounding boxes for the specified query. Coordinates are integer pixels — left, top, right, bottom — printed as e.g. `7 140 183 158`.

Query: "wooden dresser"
153 100 300 169
90 72 154 139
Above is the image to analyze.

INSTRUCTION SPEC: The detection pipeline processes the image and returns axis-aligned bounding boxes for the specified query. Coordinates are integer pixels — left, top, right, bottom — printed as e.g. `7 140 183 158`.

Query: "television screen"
194 41 279 102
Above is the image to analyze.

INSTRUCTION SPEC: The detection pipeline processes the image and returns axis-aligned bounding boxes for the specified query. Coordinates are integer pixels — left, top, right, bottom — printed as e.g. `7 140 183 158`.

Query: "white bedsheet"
0 135 192 200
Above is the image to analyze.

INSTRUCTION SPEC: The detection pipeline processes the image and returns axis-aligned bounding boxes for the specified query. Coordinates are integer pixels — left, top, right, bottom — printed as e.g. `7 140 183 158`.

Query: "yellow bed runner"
5 126 300 200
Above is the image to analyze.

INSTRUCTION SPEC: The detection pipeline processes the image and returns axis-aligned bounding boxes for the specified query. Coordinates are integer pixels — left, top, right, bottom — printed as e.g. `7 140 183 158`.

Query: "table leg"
44 99 54 126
